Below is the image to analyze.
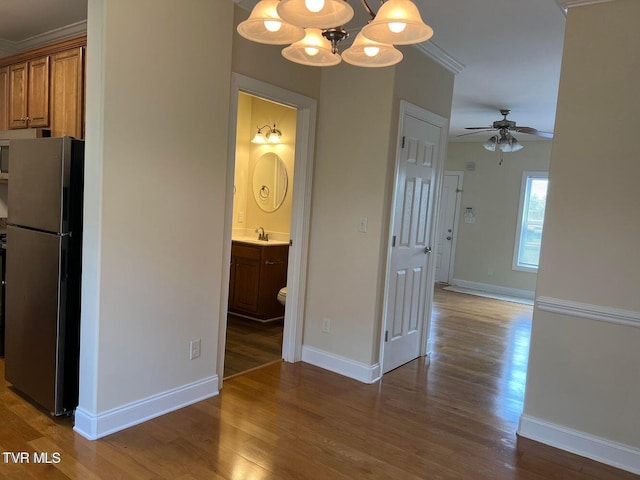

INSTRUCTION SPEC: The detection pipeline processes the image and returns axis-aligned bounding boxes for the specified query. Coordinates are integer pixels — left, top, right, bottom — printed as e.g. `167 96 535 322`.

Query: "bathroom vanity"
229 240 288 322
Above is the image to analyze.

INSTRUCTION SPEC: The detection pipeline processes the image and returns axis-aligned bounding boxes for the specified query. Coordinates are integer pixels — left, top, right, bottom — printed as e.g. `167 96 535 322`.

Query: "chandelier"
237 0 433 68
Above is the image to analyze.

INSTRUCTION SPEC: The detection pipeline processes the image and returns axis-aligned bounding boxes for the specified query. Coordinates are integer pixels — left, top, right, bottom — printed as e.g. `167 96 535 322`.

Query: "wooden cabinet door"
9 62 28 129
50 48 84 138
27 56 50 128
233 256 261 312
259 245 288 319
0 66 9 131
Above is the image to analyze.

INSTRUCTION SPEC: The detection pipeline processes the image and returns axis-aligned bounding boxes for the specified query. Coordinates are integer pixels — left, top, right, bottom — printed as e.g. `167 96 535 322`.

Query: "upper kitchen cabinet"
50 48 84 138
0 67 8 130
0 36 86 139
9 57 50 129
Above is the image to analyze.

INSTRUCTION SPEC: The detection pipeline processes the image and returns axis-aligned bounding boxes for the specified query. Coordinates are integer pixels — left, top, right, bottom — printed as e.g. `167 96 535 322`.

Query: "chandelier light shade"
237 0 305 45
282 28 342 66
238 0 433 68
361 0 433 45
342 32 403 68
277 0 355 29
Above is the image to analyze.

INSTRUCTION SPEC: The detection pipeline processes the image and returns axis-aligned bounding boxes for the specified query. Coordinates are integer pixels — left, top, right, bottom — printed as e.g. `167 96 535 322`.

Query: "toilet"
277 287 287 306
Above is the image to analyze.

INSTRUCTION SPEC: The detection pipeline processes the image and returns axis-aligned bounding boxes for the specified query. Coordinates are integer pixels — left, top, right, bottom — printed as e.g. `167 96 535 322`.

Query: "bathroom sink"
232 236 289 246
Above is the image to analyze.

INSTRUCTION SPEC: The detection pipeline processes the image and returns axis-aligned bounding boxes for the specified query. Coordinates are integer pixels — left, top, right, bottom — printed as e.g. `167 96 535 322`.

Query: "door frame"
217 74 317 385
437 170 464 284
379 101 449 373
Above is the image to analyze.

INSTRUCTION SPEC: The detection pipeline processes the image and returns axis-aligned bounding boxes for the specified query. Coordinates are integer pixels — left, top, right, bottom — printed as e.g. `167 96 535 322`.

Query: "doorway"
218 74 317 385
224 92 296 378
381 101 448 374
434 171 463 284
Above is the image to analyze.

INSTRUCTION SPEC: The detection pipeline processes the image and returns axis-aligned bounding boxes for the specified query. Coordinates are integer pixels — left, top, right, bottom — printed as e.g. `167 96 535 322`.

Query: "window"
513 171 548 272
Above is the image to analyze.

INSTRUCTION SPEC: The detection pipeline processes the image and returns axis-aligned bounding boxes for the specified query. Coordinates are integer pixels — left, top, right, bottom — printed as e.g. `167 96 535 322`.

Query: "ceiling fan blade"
456 129 494 137
514 127 554 138
464 127 493 130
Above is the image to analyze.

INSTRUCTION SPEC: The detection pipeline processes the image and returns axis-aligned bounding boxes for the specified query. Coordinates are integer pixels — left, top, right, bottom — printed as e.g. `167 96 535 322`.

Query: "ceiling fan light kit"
463 109 553 156
237 0 433 68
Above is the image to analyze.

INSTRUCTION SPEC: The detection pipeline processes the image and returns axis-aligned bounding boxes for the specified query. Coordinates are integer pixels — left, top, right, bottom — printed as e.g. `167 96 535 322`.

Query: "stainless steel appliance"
0 235 5 358
4 137 84 416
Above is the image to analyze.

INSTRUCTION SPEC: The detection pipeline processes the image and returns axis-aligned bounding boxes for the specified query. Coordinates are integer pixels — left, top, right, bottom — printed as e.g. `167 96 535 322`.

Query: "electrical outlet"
189 339 201 360
322 318 331 333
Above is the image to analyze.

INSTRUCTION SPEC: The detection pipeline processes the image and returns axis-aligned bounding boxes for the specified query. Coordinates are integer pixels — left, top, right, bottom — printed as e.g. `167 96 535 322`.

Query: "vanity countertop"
232 236 289 246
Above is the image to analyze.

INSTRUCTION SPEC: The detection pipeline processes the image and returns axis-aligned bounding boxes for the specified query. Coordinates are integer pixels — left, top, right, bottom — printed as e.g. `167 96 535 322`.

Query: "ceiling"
0 0 566 142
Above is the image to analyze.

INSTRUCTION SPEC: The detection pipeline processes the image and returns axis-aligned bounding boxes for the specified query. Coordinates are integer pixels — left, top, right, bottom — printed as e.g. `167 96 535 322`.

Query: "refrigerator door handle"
62 186 69 223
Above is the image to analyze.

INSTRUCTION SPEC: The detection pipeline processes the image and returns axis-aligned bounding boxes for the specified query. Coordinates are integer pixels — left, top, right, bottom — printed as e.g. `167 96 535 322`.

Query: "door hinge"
401 136 406 149
385 330 389 342
456 188 463 193
392 235 396 247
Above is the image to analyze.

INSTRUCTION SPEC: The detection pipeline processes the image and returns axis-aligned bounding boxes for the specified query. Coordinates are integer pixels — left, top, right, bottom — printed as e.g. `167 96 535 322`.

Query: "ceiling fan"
461 109 553 153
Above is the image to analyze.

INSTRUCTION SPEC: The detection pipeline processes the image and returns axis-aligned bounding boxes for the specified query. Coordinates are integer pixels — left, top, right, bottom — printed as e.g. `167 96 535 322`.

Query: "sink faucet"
255 226 268 241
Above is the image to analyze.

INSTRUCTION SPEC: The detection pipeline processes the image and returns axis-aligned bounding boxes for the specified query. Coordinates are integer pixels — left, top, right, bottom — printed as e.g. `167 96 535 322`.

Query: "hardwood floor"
224 314 283 378
0 287 637 479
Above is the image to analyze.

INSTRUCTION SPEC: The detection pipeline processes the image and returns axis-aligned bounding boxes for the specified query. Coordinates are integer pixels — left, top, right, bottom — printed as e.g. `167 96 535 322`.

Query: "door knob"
446 236 452 240
424 246 432 254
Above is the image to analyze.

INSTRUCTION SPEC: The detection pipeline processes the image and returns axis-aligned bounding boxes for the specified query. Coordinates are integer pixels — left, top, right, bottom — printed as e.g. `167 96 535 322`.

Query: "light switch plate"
359 216 368 233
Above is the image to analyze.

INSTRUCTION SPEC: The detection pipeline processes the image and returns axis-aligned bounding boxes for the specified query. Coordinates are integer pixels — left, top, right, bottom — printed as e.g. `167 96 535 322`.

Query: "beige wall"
233 92 252 233
523 0 640 451
304 51 454 366
80 0 233 413
394 45 454 121
446 141 551 293
304 64 395 364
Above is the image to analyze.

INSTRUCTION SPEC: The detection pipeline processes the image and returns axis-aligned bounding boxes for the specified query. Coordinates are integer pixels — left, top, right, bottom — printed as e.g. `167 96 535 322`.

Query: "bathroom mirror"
252 152 288 212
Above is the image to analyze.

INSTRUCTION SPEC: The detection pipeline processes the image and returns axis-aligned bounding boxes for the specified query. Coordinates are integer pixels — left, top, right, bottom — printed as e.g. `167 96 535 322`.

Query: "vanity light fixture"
252 124 283 144
237 0 433 68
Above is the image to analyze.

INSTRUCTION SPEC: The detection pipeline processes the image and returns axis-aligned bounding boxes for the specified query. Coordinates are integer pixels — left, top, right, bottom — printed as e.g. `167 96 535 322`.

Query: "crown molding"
556 0 617 15
0 20 87 58
414 41 465 75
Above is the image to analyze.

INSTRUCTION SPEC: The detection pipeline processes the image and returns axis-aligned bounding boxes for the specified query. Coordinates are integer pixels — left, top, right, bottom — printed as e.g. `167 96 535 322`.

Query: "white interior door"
382 103 447 374
435 172 463 284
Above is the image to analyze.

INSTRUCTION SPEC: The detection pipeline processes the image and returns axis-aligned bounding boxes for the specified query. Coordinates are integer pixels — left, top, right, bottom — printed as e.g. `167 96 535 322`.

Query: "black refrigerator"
4 136 84 416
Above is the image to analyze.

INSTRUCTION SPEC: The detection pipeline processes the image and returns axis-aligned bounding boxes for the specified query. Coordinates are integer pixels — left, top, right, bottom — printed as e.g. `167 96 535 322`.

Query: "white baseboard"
301 345 381 384
74 375 219 440
450 278 535 300
518 414 640 475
